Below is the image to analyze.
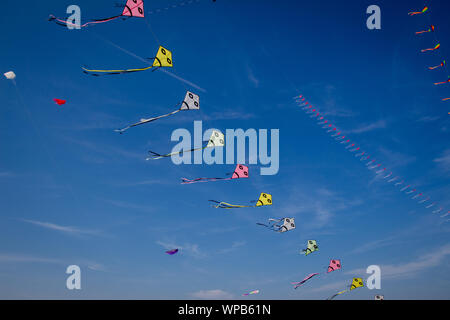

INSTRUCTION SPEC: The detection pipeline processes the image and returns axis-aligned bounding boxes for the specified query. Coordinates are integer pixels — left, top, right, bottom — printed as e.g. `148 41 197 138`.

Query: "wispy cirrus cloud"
246 64 259 88
346 119 387 134
0 254 63 264
190 289 234 300
218 241 246 254
21 219 103 237
434 149 450 173
203 111 256 121
346 244 450 279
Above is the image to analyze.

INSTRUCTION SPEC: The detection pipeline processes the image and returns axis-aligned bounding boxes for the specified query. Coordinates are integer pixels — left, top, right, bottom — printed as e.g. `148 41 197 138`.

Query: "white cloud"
347 119 387 134
434 149 450 172
346 244 450 279
246 65 259 88
21 219 102 237
0 254 62 264
218 241 246 254
190 289 234 299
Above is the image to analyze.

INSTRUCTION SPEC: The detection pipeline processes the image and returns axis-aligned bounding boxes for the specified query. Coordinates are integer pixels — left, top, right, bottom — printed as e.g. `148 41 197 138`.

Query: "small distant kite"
302 240 318 256
257 217 295 233
421 43 440 52
375 295 384 300
210 193 272 209
49 0 144 28
442 98 450 101
53 98 66 105
181 164 249 184
434 77 450 85
148 130 225 160
408 6 428 16
429 61 446 70
416 25 435 34
165 249 179 255
292 273 320 289
116 91 198 134
242 290 259 296
82 46 173 76
3 71 16 80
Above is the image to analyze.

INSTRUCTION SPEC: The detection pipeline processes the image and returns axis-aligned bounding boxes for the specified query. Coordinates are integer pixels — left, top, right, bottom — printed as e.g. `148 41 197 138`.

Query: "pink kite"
181 164 249 184
327 259 342 273
49 0 144 28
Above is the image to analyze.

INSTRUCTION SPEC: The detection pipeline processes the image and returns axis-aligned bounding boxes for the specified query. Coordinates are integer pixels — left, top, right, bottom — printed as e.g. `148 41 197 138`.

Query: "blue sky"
0 0 449 299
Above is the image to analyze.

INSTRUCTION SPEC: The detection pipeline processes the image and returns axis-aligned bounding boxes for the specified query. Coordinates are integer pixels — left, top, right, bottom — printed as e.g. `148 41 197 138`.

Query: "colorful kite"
327 259 342 273
421 43 440 53
53 98 66 105
210 193 272 209
242 290 259 296
429 61 446 70
181 164 249 184
115 91 198 134
434 77 450 85
3 71 16 80
302 240 318 256
294 95 448 218
49 0 144 28
416 25 435 34
292 273 320 289
165 249 178 255
82 46 173 76
147 129 225 160
256 217 295 233
408 6 428 16
328 278 364 300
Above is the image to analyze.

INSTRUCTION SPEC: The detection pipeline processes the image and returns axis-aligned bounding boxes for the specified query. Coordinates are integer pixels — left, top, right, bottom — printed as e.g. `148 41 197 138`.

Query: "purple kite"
165 249 179 255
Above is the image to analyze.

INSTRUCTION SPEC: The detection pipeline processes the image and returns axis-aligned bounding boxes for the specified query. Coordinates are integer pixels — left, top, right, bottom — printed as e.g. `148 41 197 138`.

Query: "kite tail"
48 14 122 28
209 200 249 209
181 177 230 184
82 64 153 76
434 80 450 85
115 109 181 134
147 145 207 161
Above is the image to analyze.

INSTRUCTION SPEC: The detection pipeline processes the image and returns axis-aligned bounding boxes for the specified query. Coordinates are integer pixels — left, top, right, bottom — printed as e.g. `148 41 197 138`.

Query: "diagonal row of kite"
408 5 449 109
294 95 449 221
